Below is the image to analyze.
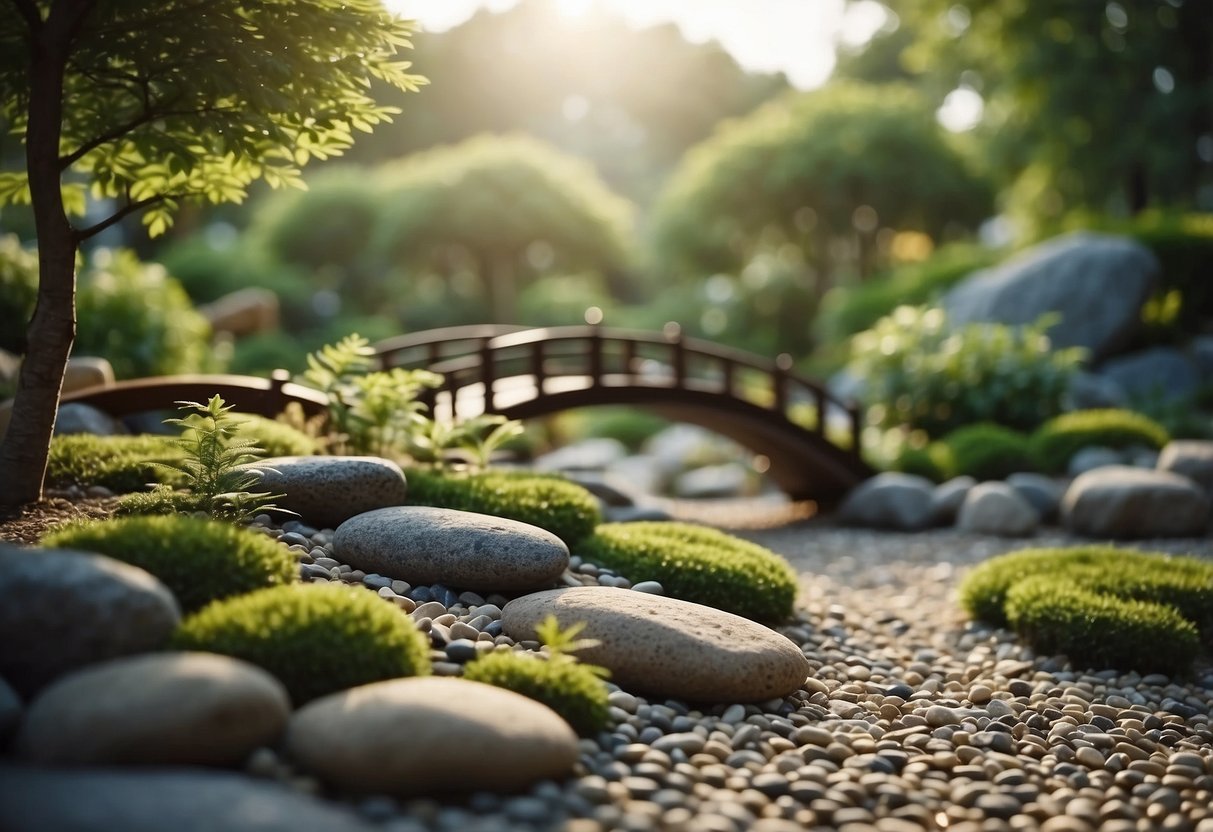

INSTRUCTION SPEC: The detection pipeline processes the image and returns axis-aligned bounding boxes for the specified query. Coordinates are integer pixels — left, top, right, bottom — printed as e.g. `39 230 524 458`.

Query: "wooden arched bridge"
56 324 872 503
374 325 872 503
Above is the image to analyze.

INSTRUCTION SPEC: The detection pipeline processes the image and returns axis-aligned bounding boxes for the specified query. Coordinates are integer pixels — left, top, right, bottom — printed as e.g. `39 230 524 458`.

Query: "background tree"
651 81 992 290
882 0 1213 230
0 0 424 506
367 134 635 324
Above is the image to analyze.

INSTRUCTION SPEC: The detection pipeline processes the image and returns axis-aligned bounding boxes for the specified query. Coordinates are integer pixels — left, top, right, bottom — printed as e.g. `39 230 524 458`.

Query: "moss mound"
462 650 610 736
406 468 602 545
960 546 1213 673
46 434 185 492
1029 409 1170 473
888 442 953 483
226 413 319 457
574 522 798 622
942 423 1033 480
172 583 431 704
42 515 297 613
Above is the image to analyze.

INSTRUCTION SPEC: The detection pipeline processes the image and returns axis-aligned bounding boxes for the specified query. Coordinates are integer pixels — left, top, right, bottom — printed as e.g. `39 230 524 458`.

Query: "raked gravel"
250 513 1213 832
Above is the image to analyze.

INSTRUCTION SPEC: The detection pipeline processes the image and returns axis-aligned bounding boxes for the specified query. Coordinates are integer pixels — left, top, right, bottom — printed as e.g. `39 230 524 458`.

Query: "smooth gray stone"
1067 446 1126 477
1006 472 1065 521
837 473 935 530
1157 440 1213 493
502 587 811 702
0 544 180 697
52 402 127 436
335 506 569 592
1100 347 1202 405
251 456 408 529
1062 465 1211 538
0 766 376 832
956 482 1038 537
286 677 578 796
17 652 290 766
930 476 977 525
534 438 628 473
943 231 1158 361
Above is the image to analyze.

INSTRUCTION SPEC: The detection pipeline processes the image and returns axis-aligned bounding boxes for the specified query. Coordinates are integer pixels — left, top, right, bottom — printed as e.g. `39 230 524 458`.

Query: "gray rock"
17 652 289 766
502 587 811 702
1127 445 1161 468
605 455 666 495
534 438 628 472
1062 465 1211 538
956 482 1038 537
0 676 20 747
1067 445 1126 477
335 506 569 592
0 545 180 697
673 463 750 499
562 472 635 507
251 455 408 529
1157 440 1213 492
943 231 1158 361
837 473 935 530
930 476 977 525
199 287 279 337
1006 472 1065 521
61 356 116 394
53 402 127 436
0 766 376 832
644 424 742 477
286 677 578 796
1065 371 1127 410
1190 335 1213 376
604 505 673 523
1099 347 1201 405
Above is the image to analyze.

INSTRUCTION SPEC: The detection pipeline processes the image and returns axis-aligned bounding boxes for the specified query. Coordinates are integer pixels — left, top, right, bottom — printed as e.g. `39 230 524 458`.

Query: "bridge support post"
480 338 495 411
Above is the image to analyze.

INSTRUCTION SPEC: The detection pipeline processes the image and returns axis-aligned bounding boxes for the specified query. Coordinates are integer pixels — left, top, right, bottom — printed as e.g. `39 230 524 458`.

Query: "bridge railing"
375 325 863 452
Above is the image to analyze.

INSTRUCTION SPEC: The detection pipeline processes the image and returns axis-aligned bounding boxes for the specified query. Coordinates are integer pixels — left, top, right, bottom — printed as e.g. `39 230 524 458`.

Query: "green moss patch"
1029 409 1170 473
462 650 610 736
574 522 798 622
406 468 602 545
960 546 1213 673
172 583 431 705
942 423 1033 480
42 515 297 613
46 434 185 492
225 413 319 457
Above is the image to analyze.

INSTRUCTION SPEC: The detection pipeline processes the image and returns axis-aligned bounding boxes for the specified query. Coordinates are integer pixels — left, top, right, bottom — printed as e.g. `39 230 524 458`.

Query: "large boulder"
1098 347 1202 405
1062 466 1211 538
17 652 290 766
956 482 1039 537
837 473 935 530
286 677 578 796
334 506 569 592
943 232 1158 361
1157 440 1213 493
251 456 408 530
0 545 181 697
502 587 810 702
0 767 377 832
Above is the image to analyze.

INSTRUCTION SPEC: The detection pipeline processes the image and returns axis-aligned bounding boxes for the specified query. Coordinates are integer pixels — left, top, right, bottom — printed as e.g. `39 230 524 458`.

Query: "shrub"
959 546 1213 672
0 233 38 354
463 651 610 736
406 468 602 545
847 306 1085 436
1029 409 1170 473
75 248 217 378
1004 577 1200 675
46 434 184 492
886 440 954 482
941 423 1033 480
574 522 798 622
172 583 431 704
42 515 297 613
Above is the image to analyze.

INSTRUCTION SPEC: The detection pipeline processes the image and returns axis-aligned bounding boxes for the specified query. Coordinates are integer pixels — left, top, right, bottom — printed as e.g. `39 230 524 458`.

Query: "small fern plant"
124 395 286 523
406 413 525 471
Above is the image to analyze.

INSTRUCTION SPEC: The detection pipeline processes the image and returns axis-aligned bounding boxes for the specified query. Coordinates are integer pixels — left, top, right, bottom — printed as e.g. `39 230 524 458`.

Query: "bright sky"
387 0 894 90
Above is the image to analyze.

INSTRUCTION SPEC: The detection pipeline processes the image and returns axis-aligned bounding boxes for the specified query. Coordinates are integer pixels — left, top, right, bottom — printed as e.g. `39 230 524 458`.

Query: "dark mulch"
0 494 121 546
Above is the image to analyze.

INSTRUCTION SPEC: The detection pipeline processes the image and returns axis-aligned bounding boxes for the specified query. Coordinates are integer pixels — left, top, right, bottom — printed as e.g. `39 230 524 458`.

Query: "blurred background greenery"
1 0 1210 419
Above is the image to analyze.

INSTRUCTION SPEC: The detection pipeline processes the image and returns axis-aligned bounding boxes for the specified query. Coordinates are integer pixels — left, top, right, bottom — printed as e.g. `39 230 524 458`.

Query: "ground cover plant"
406 468 602 546
959 546 1213 673
575 522 798 622
463 616 610 736
42 515 297 613
940 423 1033 480
1029 409 1170 473
45 434 184 493
173 583 432 705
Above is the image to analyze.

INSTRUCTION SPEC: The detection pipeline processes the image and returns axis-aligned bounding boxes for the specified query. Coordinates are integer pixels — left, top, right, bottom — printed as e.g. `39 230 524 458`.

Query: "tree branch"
73 193 163 240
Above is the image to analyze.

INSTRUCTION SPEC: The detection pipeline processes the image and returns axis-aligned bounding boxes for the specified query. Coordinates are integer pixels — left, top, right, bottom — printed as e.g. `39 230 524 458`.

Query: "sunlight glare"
555 0 594 18
937 87 984 132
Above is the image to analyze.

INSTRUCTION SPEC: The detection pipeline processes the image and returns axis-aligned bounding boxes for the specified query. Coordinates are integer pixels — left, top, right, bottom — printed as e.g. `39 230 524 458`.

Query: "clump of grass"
172 583 431 705
46 434 184 492
574 522 798 622
1029 409 1170 473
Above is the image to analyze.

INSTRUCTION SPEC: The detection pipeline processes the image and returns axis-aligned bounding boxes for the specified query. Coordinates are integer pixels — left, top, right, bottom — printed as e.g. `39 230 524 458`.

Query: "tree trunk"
0 16 76 508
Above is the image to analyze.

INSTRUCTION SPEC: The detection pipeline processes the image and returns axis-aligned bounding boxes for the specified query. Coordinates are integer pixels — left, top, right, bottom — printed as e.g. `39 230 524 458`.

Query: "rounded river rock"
253 456 408 529
334 506 569 592
502 587 811 702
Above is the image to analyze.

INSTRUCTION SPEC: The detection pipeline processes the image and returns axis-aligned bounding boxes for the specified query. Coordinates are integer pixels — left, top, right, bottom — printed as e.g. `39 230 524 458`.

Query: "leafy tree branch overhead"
0 0 426 507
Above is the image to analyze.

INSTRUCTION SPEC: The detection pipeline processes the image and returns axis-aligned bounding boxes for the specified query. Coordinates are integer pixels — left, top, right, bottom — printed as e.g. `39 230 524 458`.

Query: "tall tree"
0 0 424 506
368 133 634 324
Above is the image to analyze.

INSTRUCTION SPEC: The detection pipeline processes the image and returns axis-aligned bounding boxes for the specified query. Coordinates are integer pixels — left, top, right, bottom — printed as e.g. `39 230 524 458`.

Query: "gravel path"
258 515 1213 832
